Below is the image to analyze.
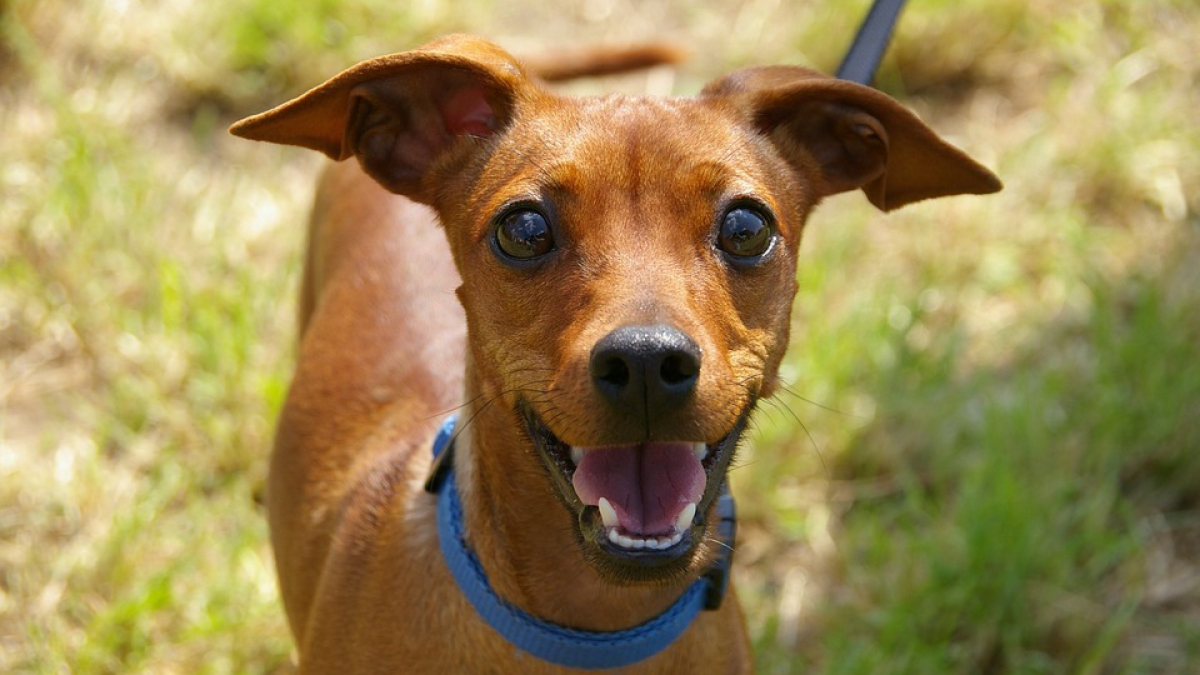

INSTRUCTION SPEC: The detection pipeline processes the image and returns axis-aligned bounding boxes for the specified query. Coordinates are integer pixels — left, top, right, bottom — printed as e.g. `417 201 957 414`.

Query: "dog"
230 35 1000 673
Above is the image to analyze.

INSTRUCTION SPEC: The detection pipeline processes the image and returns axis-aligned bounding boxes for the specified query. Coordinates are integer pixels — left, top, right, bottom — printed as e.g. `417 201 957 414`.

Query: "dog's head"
232 35 999 582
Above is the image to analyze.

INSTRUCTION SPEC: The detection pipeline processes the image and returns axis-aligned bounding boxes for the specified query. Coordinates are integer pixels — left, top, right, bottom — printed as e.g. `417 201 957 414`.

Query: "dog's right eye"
717 205 775 260
494 209 554 261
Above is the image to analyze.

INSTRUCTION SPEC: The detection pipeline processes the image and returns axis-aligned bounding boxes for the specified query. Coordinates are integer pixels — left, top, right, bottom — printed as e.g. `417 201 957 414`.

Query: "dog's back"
269 47 686 662
272 160 464 645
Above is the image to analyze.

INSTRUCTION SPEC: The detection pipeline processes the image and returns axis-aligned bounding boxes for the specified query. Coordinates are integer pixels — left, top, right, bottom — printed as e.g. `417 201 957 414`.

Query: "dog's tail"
523 43 685 82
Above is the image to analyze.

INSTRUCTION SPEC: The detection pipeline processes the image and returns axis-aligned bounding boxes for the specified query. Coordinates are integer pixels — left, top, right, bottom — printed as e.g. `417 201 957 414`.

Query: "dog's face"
231 35 999 583
440 93 808 577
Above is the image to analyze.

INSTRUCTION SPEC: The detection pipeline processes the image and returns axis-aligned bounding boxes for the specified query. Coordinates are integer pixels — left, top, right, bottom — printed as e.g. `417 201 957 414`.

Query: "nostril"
660 352 698 387
590 325 702 411
595 355 631 389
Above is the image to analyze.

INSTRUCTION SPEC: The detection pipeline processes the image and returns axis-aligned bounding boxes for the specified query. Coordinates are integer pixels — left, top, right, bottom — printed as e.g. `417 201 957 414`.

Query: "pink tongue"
571 443 706 535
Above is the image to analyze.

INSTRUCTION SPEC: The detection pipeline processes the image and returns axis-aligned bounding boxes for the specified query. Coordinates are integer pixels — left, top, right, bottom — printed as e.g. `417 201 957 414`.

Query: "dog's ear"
703 66 1001 211
230 35 530 201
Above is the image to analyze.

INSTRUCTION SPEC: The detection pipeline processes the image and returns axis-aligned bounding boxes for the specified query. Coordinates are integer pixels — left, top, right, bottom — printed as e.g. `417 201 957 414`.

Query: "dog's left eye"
494 209 554 261
718 206 774 259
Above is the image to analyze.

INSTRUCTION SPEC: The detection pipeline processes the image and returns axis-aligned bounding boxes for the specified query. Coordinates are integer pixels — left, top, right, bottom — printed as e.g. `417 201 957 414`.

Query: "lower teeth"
606 528 684 551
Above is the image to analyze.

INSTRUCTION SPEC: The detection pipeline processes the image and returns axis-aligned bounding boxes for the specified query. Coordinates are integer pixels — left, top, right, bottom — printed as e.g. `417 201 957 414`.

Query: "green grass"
3 0 1198 673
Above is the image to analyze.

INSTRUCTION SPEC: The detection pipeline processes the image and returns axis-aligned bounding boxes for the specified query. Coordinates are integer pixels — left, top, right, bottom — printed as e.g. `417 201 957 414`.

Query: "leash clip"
701 486 737 610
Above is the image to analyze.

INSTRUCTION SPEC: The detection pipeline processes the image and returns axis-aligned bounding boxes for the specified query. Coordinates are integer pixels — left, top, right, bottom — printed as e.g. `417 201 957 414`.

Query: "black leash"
836 0 908 85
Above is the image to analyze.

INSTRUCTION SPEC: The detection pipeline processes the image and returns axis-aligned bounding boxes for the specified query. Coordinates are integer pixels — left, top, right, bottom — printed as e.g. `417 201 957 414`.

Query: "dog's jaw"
523 403 749 583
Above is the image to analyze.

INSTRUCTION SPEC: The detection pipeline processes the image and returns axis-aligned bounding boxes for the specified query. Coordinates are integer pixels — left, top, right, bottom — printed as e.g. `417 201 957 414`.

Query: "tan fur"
231 35 999 673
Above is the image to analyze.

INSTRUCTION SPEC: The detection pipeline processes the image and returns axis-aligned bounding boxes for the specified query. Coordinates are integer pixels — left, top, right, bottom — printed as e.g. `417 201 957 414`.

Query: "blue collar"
423 415 736 670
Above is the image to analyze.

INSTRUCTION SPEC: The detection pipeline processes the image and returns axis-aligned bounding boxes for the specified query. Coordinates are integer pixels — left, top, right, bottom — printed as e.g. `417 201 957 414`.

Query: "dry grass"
3 0 1198 672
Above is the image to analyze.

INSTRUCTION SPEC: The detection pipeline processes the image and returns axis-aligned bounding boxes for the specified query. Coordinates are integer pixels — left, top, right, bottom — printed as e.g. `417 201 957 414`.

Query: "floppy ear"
229 34 531 201
703 66 1001 211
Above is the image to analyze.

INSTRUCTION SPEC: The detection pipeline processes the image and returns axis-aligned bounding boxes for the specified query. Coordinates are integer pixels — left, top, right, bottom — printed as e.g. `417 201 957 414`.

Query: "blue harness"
423 415 736 670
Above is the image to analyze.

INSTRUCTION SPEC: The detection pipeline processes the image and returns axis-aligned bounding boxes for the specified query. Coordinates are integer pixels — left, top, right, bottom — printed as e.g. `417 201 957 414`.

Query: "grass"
2 0 1198 672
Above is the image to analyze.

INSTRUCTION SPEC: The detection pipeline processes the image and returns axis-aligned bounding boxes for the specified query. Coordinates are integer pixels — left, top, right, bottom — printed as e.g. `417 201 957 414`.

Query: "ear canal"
345 68 512 195
766 102 892 199
228 34 530 198
713 68 1001 211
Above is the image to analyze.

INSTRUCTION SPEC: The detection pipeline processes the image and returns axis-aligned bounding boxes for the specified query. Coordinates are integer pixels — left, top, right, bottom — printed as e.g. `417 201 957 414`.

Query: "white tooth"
675 502 697 533
608 528 621 544
692 442 707 460
631 537 646 550
570 447 584 465
669 532 682 546
617 534 636 549
597 498 619 529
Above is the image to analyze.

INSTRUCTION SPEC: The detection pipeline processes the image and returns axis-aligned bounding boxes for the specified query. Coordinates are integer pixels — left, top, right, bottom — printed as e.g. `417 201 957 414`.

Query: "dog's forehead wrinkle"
487 96 769 219
575 91 688 118
533 94 736 159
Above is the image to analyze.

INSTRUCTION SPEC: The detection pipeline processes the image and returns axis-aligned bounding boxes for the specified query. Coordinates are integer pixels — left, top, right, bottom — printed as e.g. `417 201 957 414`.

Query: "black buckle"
423 438 456 495
702 486 737 610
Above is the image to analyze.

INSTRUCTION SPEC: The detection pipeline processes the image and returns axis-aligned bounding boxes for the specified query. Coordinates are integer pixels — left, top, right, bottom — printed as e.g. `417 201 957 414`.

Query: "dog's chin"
521 404 746 585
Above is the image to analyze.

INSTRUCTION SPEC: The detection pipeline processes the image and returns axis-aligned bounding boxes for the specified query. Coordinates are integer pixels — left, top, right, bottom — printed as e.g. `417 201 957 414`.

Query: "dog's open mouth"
523 405 745 575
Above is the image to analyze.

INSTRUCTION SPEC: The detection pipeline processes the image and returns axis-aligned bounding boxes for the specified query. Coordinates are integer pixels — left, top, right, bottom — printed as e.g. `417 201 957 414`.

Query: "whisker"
725 376 830 478
702 533 735 553
775 380 850 416
762 394 804 429
426 392 488 420
506 144 557 184
788 405 827 478
755 398 782 426
447 379 555 445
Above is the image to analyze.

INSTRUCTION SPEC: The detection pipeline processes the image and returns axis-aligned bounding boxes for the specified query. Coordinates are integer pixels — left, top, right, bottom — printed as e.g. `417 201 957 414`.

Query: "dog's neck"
452 368 695 631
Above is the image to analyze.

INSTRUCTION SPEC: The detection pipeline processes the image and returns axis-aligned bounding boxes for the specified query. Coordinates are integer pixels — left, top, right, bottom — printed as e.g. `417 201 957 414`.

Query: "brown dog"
231 35 999 673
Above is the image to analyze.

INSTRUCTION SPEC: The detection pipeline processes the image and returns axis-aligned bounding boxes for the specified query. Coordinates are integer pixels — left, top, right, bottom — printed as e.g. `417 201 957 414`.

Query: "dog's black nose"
590 325 701 414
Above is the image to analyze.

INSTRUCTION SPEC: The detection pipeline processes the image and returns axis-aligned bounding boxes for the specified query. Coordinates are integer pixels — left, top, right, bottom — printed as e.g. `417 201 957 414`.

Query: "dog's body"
233 35 999 673
271 160 751 672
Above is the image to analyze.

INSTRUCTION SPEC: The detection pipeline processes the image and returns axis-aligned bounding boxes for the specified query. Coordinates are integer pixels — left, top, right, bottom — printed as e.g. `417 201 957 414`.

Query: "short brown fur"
231 35 999 673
